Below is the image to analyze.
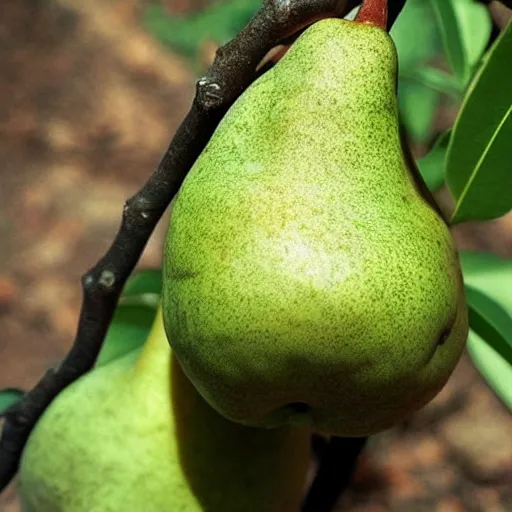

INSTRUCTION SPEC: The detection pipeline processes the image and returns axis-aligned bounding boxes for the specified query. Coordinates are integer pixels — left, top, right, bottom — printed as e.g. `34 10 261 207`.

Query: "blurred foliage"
431 0 492 87
144 0 259 60
392 0 444 144
417 130 450 191
393 0 490 144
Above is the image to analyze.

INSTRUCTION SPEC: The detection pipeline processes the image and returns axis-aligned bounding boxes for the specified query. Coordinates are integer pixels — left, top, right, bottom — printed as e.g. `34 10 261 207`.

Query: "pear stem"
355 0 388 30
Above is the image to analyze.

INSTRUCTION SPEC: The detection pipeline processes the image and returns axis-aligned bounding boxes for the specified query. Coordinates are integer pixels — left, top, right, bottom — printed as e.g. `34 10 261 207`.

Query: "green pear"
162 13 468 436
18 307 310 511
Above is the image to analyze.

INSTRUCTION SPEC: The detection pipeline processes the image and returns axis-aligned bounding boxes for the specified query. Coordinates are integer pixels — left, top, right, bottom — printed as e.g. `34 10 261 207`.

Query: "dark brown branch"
302 437 367 512
0 0 362 493
479 0 512 10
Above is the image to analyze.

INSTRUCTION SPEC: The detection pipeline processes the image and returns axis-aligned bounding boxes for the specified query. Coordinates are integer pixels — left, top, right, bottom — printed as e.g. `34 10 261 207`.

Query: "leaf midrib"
451 104 512 222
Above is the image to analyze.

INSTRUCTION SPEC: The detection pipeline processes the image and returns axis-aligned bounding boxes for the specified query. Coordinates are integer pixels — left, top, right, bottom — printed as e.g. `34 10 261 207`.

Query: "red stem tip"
355 0 388 30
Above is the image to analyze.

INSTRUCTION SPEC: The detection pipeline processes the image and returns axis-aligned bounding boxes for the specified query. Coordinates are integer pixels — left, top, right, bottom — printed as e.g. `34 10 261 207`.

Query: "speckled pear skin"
162 18 468 436
18 309 310 512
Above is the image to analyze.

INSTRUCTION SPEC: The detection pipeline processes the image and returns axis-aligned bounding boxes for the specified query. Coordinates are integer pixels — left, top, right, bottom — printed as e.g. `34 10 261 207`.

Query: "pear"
162 8 468 437
18 307 310 511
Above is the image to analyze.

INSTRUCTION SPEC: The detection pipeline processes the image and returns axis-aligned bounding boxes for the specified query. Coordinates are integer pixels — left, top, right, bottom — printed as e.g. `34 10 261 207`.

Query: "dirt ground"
0 1 511 511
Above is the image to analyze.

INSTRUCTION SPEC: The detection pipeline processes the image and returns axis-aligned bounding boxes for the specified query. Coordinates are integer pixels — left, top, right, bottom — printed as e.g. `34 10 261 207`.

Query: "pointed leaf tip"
356 0 388 30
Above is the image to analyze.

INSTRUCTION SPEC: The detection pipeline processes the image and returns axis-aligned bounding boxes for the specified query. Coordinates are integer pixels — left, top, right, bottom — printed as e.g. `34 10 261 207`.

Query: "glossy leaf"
446 22 512 224
467 331 512 410
460 251 512 409
460 252 512 305
417 130 451 191
465 285 512 365
0 388 25 416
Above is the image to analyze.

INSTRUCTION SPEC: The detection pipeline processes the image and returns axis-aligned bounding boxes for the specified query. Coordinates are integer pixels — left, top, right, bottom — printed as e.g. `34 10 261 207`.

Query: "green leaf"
430 0 466 83
379 0 450 146
446 21 512 224
95 269 162 367
404 66 462 98
398 80 440 144
0 388 25 416
467 331 512 410
143 0 260 59
451 0 492 82
417 130 451 191
95 305 157 367
120 268 162 308
122 268 162 297
430 0 491 86
391 0 440 73
460 251 512 409
460 252 512 309
465 285 512 365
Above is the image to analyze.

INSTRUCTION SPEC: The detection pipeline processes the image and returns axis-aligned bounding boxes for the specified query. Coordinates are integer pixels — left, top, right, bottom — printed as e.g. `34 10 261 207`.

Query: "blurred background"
0 0 511 511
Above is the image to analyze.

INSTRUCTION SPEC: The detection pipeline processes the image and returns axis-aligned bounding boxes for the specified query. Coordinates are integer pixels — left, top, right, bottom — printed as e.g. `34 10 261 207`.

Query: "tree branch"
302 437 367 512
479 0 512 10
0 0 365 493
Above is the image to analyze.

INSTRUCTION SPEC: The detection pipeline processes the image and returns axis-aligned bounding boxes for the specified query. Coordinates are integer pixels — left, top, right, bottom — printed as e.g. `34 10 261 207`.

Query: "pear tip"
355 0 388 30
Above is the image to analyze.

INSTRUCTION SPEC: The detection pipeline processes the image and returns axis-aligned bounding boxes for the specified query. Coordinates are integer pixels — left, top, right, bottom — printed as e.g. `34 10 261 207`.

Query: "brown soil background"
0 1 511 511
